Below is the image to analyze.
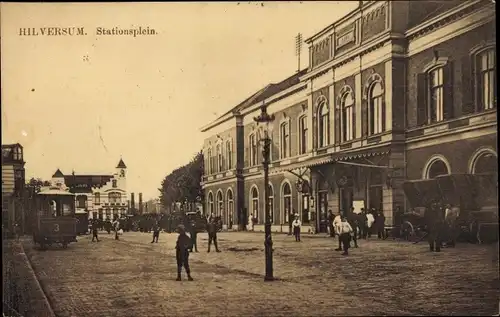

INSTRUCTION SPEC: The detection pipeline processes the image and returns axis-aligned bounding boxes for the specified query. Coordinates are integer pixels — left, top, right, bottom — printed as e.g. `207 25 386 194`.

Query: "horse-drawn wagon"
402 173 498 244
32 188 78 249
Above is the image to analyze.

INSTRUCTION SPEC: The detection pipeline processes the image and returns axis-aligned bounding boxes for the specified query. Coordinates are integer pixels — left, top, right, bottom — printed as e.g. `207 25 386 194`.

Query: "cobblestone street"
22 232 499 317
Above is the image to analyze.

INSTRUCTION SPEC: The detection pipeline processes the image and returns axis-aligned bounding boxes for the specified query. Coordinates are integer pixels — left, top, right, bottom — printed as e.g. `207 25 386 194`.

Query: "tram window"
62 204 72 216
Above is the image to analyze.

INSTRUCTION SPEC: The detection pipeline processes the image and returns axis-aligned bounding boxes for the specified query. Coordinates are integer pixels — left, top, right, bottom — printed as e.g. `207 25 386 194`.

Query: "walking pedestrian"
292 215 302 242
334 211 343 251
376 210 386 240
91 219 100 242
366 209 375 238
112 218 120 240
207 218 221 253
151 220 160 243
189 220 198 252
347 208 359 248
175 225 194 281
339 215 354 256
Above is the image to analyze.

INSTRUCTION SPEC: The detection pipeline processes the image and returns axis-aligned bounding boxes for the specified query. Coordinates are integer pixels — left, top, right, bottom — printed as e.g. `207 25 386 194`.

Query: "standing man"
366 209 376 239
339 215 354 256
347 207 359 248
151 219 160 243
376 210 386 240
189 219 198 252
207 218 221 253
292 215 302 242
91 219 100 242
112 218 120 240
334 211 343 251
175 225 194 281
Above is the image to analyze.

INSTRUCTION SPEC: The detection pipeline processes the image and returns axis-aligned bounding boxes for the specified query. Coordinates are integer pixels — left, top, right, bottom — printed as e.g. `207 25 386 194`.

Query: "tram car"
32 188 78 249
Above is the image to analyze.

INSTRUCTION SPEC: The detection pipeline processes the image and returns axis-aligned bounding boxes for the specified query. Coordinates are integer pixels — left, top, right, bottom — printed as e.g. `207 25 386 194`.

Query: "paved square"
22 231 499 316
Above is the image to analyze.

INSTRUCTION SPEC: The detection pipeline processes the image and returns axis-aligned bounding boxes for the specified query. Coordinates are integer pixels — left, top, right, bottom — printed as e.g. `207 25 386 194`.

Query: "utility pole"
295 33 303 73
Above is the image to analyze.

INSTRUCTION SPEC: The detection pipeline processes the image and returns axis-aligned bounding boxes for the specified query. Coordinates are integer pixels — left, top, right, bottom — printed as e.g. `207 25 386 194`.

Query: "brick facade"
201 0 497 231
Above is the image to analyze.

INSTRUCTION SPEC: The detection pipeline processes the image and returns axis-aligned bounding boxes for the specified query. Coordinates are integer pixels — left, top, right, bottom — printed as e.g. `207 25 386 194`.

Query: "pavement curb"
17 241 57 317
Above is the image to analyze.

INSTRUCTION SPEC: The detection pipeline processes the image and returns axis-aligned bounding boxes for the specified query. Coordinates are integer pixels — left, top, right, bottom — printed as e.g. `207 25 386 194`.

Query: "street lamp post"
254 104 275 282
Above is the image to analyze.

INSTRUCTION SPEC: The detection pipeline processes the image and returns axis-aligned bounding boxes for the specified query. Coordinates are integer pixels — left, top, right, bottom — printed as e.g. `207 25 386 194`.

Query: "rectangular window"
479 50 496 110
217 145 222 172
94 193 100 205
226 142 232 170
299 116 308 154
112 180 117 188
429 68 444 123
280 123 289 159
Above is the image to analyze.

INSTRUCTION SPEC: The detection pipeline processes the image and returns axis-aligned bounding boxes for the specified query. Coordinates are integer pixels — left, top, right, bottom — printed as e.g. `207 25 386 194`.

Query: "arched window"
472 150 498 174
369 82 384 135
477 48 496 110
208 192 214 216
425 158 450 179
251 186 259 222
282 182 292 224
280 122 290 158
216 190 223 217
268 184 274 224
341 92 354 142
77 195 87 209
318 101 329 147
94 192 101 205
226 189 234 224
216 144 222 173
226 140 232 170
109 192 122 203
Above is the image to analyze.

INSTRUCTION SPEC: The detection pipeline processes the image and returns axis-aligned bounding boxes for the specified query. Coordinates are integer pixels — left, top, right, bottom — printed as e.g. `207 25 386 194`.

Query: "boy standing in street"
175 225 194 281
151 219 160 243
292 215 302 242
91 219 100 242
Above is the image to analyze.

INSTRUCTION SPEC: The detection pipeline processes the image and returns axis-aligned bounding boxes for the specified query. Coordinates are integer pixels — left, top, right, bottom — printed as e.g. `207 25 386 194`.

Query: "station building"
45 158 129 221
200 0 497 233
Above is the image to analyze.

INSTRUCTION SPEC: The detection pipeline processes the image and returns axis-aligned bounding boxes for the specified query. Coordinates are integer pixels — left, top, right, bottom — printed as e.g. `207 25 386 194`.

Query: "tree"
159 151 204 212
25 178 50 197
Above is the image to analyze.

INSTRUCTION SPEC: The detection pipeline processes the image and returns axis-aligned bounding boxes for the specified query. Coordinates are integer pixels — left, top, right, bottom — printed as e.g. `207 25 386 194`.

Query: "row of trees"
158 151 204 213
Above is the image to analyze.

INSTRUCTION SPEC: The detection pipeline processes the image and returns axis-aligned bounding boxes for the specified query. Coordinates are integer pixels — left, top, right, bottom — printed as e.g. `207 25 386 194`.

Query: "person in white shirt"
339 216 354 256
292 215 302 242
366 210 375 239
333 211 343 251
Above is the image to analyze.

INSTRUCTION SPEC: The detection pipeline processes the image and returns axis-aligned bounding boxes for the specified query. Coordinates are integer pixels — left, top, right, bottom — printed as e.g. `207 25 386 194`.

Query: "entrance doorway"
317 191 328 233
339 187 353 214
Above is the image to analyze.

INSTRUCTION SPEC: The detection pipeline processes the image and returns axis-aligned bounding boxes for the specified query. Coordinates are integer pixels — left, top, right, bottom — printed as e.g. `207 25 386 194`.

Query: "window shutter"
442 61 454 120
289 120 296 157
416 73 428 126
352 100 356 139
361 97 368 137
461 56 475 115
334 106 341 144
381 99 386 132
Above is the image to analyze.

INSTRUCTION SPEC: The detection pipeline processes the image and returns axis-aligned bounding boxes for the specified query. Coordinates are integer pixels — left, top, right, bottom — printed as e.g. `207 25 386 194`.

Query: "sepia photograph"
1 1 498 316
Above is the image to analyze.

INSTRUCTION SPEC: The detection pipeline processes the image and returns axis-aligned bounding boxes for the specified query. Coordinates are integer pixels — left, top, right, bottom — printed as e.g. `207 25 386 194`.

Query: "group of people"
91 217 122 242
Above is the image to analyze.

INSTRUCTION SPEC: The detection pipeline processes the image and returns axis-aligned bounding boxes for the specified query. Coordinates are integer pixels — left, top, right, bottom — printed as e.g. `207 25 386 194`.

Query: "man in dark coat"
426 202 445 252
207 218 221 253
188 220 198 252
347 207 359 248
91 219 100 242
327 210 335 237
151 219 160 243
175 225 193 281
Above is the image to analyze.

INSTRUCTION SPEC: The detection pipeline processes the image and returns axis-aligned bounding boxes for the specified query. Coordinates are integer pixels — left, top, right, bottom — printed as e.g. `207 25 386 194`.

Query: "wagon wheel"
400 221 415 241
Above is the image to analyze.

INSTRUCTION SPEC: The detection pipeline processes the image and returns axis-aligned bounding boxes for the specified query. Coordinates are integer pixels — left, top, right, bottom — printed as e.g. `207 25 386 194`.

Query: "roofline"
2 143 23 148
304 1 380 44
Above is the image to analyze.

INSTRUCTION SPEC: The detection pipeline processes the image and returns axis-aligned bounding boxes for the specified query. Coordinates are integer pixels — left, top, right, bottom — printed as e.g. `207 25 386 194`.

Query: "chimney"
139 193 143 215
130 193 135 214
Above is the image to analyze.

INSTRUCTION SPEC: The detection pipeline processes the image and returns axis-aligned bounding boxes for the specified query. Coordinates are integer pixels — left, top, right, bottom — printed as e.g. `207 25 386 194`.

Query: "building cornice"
405 0 485 41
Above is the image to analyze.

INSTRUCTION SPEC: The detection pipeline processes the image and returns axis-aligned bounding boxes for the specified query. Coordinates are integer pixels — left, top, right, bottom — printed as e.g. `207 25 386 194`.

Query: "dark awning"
334 150 390 162
270 154 335 174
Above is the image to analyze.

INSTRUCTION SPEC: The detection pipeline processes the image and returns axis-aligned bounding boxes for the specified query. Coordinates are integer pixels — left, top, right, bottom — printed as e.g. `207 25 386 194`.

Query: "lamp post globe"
253 104 275 282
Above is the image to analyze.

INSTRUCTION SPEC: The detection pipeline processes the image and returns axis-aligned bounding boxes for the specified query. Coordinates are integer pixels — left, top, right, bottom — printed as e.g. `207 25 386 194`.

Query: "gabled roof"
52 169 64 178
203 69 307 131
116 158 127 169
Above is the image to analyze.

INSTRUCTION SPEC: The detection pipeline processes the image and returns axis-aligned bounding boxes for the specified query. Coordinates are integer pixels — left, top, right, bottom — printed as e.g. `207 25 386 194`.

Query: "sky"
1 1 358 201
